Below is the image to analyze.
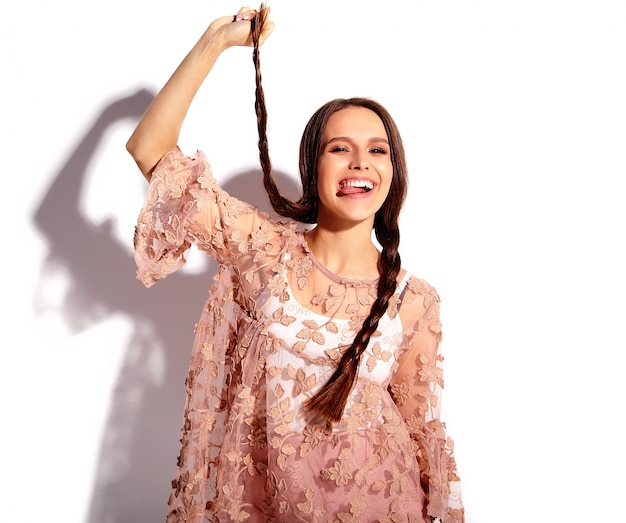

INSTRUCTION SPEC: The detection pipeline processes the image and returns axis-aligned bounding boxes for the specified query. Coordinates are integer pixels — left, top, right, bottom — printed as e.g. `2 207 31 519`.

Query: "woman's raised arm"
126 5 274 180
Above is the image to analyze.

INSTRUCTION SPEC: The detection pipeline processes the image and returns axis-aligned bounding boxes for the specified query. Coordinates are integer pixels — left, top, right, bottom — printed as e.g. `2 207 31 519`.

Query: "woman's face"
315 106 393 229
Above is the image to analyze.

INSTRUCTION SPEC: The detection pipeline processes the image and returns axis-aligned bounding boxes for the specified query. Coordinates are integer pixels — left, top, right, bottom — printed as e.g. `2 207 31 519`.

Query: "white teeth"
340 180 374 190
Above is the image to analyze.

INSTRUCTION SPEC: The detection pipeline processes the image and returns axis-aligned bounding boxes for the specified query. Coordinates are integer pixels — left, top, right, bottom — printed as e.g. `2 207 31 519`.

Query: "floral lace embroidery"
134 147 464 522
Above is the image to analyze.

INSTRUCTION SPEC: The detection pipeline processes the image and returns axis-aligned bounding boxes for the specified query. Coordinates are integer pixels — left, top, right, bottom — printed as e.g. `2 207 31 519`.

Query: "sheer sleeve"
134 147 291 288
389 277 464 523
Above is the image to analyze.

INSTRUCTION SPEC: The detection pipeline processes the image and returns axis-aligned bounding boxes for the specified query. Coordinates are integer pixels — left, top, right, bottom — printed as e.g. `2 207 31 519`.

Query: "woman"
128 5 464 522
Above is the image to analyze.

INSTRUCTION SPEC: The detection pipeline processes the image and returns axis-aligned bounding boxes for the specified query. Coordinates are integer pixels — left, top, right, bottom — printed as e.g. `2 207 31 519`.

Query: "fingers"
233 6 256 23
231 5 273 45
233 5 271 22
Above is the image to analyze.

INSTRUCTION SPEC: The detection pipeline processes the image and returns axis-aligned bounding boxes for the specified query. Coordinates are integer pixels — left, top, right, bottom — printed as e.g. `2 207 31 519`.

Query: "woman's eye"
370 147 387 154
329 146 347 152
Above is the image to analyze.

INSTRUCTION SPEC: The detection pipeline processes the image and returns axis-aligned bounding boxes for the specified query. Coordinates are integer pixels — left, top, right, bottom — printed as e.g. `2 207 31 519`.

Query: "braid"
301 98 408 424
251 4 310 221
303 228 402 423
249 15 409 424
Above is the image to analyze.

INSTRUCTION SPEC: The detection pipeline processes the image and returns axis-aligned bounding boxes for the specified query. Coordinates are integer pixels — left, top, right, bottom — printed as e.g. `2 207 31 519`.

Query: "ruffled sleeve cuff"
133 147 215 287
406 416 465 523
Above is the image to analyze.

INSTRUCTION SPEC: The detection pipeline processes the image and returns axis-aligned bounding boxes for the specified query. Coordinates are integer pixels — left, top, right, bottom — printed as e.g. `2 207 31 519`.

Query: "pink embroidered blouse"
134 148 464 522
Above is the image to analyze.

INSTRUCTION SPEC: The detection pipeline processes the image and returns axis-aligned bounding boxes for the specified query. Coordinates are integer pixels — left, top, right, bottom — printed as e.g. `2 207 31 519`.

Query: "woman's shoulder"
398 268 440 300
394 268 442 327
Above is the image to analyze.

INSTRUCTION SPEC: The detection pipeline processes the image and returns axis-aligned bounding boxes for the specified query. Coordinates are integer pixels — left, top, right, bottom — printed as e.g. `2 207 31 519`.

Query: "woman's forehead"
324 107 387 139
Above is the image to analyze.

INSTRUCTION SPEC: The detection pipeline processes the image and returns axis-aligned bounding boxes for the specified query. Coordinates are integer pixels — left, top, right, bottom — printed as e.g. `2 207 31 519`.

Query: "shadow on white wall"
32 89 301 522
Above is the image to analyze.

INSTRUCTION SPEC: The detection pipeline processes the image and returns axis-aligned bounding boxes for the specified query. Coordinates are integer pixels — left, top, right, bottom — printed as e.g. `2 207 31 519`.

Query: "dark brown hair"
252 5 408 423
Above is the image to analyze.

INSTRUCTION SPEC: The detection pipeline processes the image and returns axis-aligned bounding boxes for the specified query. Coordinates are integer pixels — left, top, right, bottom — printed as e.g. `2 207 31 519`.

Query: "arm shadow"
32 88 301 523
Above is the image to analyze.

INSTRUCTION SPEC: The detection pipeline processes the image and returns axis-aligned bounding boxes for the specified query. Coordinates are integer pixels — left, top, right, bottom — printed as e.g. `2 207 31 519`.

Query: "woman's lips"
337 179 375 196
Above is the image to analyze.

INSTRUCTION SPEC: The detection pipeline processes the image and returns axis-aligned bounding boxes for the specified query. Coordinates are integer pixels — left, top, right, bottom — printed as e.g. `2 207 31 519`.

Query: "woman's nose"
349 157 369 170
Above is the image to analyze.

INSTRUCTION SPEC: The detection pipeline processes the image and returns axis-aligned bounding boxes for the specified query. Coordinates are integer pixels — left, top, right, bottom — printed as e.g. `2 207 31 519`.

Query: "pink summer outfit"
134 147 464 522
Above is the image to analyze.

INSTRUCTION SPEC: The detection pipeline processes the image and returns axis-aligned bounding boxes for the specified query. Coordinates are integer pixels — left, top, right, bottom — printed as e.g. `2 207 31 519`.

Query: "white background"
2 1 625 522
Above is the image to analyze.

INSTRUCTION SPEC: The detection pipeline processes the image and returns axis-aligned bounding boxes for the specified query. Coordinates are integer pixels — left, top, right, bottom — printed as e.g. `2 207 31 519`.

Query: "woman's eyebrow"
326 136 390 144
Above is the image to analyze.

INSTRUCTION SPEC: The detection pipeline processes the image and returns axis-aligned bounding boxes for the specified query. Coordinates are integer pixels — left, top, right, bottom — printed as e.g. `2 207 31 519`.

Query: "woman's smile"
316 106 393 225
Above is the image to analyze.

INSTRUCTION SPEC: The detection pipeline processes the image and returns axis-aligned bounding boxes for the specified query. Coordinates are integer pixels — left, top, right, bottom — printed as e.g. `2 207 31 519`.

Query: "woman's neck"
304 225 380 280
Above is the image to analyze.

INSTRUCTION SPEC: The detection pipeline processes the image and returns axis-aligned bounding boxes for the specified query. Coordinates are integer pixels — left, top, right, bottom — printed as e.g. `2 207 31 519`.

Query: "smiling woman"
314 106 394 231
126 4 464 522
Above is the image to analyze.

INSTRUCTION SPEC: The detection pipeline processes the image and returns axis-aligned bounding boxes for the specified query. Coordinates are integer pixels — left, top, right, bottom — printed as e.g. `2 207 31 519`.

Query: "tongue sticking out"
338 185 368 196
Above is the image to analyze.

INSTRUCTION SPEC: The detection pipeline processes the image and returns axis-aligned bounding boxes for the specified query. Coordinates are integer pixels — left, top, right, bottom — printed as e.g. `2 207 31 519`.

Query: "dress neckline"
298 230 380 287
